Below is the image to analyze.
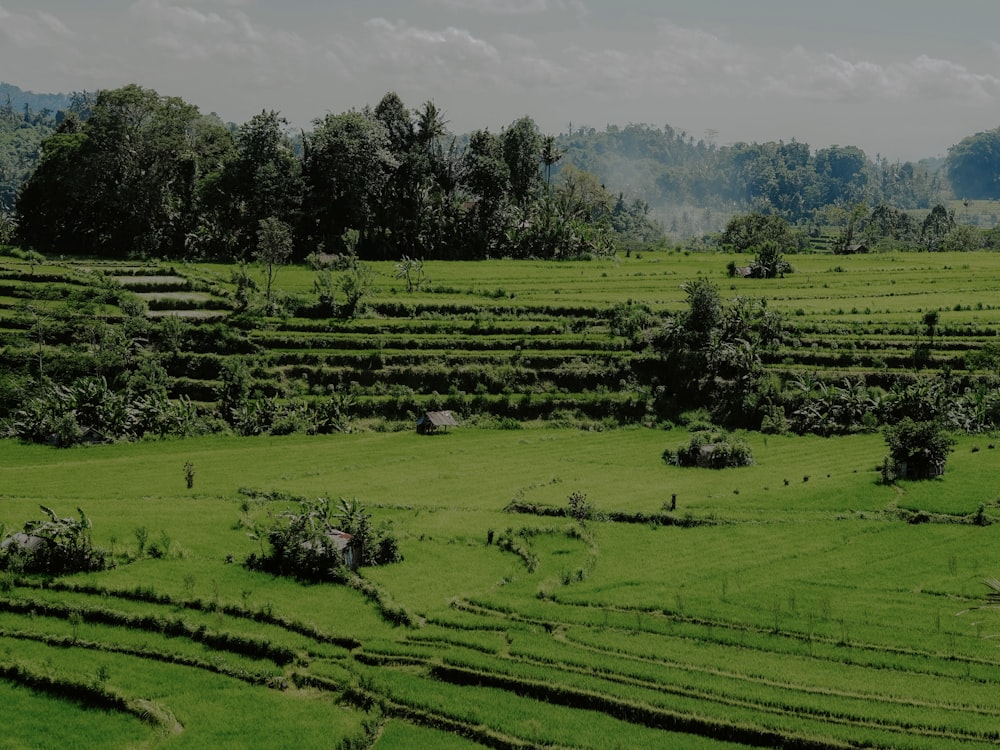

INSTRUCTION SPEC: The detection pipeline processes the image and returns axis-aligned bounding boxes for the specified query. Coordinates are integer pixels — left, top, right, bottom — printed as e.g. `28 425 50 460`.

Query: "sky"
1 0 999 161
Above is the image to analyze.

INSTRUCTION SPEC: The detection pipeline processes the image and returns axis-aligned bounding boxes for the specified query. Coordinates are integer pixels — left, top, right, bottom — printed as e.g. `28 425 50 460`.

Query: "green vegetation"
0 505 108 575
663 430 754 468
2 427 1000 747
6 249 1000 447
10 79 1000 746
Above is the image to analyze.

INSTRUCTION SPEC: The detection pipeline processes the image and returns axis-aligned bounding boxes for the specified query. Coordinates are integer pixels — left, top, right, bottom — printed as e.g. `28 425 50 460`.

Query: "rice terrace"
5 246 1000 748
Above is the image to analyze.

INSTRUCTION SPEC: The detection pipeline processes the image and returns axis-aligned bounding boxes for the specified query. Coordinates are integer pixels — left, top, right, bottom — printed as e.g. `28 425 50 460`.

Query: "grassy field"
4 247 1000 746
3 427 1000 748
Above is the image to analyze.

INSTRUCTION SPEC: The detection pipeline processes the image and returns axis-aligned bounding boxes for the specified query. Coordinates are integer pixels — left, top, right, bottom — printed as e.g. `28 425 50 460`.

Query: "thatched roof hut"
416 410 459 435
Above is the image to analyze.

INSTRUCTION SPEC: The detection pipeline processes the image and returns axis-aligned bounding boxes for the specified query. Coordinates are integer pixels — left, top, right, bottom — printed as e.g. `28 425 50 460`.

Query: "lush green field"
5 248 1000 746
6 249 1000 432
3 427 1000 748
199 249 1000 317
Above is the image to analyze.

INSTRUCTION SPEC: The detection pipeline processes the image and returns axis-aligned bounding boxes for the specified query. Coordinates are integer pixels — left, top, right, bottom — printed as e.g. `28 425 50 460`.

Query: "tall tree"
460 129 510 257
501 116 543 207
921 204 955 251
255 217 293 309
210 110 299 260
302 110 397 257
541 135 563 188
372 92 429 259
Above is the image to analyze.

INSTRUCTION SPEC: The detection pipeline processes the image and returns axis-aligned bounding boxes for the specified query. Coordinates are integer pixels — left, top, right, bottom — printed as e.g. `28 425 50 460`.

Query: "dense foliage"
662 430 754 468
246 496 400 582
9 82 992 262
945 126 1000 200
0 97 60 213
13 86 659 262
556 124 944 228
0 505 108 575
882 418 956 481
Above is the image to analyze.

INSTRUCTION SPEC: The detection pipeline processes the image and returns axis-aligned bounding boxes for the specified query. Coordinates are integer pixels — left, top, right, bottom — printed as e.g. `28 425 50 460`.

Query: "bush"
882 418 954 481
0 506 108 575
246 496 400 583
663 430 754 469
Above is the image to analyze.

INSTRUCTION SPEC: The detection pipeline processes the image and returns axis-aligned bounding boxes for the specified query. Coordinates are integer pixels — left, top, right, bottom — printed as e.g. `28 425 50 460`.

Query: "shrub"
882 418 954 481
246 496 400 583
247 497 348 582
0 506 108 575
663 430 754 469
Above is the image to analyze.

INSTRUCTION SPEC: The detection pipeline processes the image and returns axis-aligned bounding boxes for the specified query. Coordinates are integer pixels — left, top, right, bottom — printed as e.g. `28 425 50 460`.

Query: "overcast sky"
2 0 999 160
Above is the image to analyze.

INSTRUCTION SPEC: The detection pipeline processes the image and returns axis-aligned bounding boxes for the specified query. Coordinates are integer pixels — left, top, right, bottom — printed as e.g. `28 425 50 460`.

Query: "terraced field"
4 251 1000 424
4 249 1000 747
2 429 1000 748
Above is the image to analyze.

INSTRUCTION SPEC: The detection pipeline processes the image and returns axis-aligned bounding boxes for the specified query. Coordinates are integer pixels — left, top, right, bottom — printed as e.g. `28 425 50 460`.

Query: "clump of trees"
0 506 108 575
946 126 1000 200
663 431 754 469
652 277 787 428
246 497 400 583
881 419 955 483
14 86 660 263
720 212 799 278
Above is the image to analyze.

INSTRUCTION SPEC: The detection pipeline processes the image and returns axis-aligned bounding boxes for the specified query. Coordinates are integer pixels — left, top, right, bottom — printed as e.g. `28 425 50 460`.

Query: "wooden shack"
416 410 459 435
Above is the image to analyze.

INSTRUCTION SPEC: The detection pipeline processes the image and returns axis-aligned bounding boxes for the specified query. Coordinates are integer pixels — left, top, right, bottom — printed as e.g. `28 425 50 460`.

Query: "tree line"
555 125 946 227
12 85 659 262
5 82 999 259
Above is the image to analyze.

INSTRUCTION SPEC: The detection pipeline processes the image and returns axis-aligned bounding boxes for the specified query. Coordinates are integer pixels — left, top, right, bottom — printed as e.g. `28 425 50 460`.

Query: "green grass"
7 247 1000 746
0 679 152 749
4 427 1000 746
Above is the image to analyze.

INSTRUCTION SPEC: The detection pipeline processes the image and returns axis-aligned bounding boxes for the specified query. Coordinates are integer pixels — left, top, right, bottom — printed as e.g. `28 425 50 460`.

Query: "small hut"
416 410 459 435
326 530 358 571
842 242 870 255
896 459 945 481
300 529 358 570
0 532 45 554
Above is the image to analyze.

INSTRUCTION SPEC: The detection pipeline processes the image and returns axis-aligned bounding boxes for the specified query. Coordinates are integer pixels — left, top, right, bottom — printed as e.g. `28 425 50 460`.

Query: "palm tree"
415 101 448 149
540 135 563 188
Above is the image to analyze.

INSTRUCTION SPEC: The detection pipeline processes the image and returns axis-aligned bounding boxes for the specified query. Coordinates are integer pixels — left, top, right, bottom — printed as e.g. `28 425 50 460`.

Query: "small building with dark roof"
416 410 459 435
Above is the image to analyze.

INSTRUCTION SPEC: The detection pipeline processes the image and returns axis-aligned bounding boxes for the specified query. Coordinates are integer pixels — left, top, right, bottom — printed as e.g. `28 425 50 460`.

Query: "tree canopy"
13 86 661 262
946 127 1000 199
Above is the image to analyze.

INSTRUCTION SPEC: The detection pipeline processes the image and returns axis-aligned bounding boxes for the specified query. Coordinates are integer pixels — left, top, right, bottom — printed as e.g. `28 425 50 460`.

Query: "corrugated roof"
419 410 459 427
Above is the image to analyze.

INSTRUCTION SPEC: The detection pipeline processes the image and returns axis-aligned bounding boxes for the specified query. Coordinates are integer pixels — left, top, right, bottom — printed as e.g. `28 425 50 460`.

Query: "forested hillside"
0 84 86 218
0 82 72 116
554 124 945 233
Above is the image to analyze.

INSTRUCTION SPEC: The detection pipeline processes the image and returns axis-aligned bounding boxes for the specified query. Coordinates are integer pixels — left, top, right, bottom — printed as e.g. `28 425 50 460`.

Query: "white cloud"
129 0 264 62
654 22 747 78
903 54 1000 103
423 0 587 15
566 22 748 99
767 46 1000 105
0 4 74 49
126 0 345 91
342 17 502 86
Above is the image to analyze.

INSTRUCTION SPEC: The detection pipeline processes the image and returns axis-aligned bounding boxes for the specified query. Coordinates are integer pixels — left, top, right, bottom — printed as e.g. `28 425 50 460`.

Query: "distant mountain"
0 82 73 115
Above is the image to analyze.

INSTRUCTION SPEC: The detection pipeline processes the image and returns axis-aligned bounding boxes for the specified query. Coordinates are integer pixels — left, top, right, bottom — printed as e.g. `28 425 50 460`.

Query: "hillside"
2 249 1000 746
0 82 73 115
3 248 1000 442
